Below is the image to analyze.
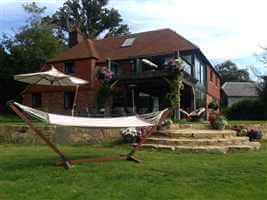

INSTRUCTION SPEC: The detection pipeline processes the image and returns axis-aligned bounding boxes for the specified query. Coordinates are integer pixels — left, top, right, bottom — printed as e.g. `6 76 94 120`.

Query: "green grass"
0 114 23 123
1 142 267 200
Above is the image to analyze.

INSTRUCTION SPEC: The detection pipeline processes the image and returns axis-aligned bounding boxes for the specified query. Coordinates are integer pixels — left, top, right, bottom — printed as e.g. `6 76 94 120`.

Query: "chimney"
69 26 84 48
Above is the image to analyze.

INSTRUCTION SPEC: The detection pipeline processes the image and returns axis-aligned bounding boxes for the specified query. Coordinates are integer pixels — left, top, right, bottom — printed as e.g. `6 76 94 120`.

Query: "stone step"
155 129 237 139
140 142 261 153
145 137 250 146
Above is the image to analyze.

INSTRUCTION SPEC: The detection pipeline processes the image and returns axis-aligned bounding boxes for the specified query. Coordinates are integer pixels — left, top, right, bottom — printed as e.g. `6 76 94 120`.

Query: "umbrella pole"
72 85 79 116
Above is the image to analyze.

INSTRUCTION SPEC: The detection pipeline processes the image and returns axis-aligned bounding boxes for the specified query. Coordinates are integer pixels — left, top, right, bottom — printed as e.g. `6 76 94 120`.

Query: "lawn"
1 142 267 200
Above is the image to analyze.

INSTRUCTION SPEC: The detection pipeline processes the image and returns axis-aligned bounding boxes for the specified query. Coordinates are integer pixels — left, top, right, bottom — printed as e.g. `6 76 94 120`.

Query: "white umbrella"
14 66 87 86
14 66 88 116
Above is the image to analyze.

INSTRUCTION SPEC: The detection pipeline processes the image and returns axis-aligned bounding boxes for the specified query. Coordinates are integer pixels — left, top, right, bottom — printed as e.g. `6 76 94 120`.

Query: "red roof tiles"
48 28 198 63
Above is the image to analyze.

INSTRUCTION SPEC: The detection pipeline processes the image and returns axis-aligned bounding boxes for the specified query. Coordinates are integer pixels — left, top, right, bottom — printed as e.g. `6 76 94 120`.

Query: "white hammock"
14 102 167 128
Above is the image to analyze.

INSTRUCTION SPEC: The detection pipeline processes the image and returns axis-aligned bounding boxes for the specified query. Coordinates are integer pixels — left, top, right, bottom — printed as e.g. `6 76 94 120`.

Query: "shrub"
223 99 264 120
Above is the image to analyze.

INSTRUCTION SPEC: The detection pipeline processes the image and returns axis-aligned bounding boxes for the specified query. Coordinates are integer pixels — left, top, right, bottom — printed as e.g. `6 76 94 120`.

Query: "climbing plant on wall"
165 58 185 120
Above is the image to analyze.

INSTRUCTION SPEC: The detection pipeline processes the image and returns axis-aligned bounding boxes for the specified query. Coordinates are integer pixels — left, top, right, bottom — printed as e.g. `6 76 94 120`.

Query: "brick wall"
207 65 220 104
23 58 99 115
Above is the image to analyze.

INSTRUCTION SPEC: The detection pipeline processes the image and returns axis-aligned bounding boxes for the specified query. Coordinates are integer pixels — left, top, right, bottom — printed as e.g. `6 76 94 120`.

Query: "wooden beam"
7 101 72 169
55 155 129 166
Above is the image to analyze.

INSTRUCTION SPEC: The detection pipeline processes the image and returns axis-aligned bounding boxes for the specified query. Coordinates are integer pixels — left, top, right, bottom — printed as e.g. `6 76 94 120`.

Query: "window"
215 77 218 87
181 57 191 75
64 62 74 74
210 70 213 82
182 55 192 65
64 92 74 109
195 58 201 81
32 93 42 107
121 38 136 47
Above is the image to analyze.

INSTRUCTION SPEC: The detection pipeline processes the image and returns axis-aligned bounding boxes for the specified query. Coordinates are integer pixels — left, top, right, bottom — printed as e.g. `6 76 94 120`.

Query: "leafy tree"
215 60 251 84
0 2 65 112
0 2 65 74
50 0 130 39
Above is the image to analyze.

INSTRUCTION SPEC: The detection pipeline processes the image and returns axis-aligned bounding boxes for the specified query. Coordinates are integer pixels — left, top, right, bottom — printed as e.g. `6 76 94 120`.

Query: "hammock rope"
14 102 168 128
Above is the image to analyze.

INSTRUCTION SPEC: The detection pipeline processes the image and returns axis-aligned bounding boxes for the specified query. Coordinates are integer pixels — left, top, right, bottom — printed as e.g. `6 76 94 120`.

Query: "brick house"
22 28 220 117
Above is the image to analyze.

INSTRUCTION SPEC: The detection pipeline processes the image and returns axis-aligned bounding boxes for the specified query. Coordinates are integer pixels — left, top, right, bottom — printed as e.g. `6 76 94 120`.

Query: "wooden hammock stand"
7 101 170 169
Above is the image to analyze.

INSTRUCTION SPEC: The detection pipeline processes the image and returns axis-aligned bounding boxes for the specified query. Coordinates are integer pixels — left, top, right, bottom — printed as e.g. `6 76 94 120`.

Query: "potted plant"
209 115 228 130
120 127 140 143
160 119 173 129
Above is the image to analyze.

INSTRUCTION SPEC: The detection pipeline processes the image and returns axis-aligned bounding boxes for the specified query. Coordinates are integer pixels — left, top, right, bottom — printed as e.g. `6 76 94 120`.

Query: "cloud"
2 0 267 65
109 0 267 61
0 0 64 34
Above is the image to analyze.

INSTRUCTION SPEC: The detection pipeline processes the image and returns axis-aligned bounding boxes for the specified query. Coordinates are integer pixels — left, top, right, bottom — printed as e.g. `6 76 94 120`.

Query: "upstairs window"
121 38 136 47
64 92 74 109
32 93 42 107
64 62 74 74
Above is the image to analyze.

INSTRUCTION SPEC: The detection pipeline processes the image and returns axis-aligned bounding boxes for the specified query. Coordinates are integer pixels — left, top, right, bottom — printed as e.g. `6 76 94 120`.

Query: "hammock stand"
7 101 170 169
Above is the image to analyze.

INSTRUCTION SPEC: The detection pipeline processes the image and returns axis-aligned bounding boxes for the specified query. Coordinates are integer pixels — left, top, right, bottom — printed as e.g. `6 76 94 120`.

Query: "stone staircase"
140 128 261 153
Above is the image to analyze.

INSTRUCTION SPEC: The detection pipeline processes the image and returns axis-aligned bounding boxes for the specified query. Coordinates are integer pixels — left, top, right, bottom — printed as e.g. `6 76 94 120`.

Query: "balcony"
112 66 197 86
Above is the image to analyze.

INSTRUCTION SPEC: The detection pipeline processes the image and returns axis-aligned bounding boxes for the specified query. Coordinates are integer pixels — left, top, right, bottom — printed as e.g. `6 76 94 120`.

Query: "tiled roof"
221 82 259 97
48 39 99 63
48 28 199 63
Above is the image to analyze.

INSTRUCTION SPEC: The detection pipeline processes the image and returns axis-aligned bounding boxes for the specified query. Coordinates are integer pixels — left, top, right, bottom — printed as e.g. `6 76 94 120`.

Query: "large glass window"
195 88 206 108
200 63 205 85
181 58 191 75
195 58 201 81
195 57 205 86
182 55 192 65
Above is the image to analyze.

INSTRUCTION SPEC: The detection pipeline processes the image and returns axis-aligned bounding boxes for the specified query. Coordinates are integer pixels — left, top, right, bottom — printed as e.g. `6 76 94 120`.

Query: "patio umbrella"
14 66 88 116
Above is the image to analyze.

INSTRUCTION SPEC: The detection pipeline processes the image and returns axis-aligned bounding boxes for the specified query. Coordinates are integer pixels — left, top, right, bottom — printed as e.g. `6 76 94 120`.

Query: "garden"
1 142 267 200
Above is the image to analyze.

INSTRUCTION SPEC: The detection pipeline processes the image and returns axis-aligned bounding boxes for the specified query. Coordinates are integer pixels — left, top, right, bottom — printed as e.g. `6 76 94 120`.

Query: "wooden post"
129 109 171 160
72 85 79 116
7 101 72 169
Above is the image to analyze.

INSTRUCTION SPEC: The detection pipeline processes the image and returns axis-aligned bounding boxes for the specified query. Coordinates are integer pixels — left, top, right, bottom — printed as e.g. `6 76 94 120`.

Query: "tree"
50 0 130 39
0 2 65 74
215 60 251 84
253 49 267 119
0 2 66 112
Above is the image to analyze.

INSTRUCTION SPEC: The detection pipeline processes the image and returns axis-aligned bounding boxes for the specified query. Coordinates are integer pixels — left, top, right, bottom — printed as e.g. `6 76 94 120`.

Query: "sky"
0 0 267 76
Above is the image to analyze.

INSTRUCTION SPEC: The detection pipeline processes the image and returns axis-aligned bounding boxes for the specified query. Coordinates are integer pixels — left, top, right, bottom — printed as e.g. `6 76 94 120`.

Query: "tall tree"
253 49 267 119
51 0 130 39
0 2 66 112
0 2 65 74
215 60 250 84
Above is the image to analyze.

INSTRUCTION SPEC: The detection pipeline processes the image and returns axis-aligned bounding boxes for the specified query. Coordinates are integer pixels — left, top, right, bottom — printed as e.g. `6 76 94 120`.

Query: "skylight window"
121 37 136 47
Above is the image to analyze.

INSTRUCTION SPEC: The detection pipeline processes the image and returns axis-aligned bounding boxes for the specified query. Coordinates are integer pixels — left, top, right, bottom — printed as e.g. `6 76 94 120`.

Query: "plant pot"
123 135 137 143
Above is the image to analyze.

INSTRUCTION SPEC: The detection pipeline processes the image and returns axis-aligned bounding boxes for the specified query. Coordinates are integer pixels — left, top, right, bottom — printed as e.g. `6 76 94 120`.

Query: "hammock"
8 101 170 169
13 102 167 128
